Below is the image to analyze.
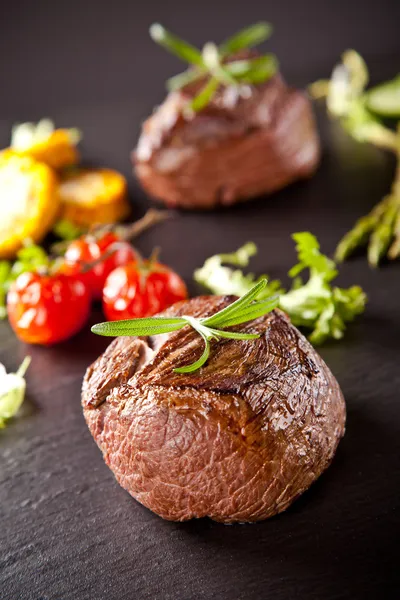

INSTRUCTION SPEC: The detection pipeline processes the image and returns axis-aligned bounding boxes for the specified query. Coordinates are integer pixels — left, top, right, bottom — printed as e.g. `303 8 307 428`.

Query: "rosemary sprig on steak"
92 279 278 373
149 22 278 112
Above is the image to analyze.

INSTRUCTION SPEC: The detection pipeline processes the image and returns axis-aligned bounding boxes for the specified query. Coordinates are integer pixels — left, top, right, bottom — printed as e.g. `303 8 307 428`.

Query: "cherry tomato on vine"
7 271 91 345
64 232 137 299
103 261 188 321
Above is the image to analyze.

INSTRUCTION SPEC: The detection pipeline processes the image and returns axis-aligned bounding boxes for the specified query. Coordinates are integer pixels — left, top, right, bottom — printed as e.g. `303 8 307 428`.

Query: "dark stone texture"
0 1 399 598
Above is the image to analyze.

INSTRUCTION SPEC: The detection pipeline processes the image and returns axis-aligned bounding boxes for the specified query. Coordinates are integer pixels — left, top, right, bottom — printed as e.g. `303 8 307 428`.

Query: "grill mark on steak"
82 337 154 409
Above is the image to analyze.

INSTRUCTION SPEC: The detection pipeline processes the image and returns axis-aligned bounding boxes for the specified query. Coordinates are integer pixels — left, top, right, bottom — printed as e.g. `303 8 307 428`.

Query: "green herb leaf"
310 49 398 152
150 22 278 113
226 55 278 84
325 50 369 117
53 219 85 241
0 357 31 429
10 243 50 281
167 68 205 92
219 22 273 56
366 74 400 118
92 279 277 373
202 279 268 327
367 195 398 267
150 23 204 67
194 242 283 298
279 232 366 344
189 77 220 113
311 51 400 266
308 79 330 100
288 232 337 282
217 296 279 328
343 99 397 150
174 333 211 373
207 329 260 340
0 261 12 320
91 317 187 337
0 242 51 321
194 234 367 345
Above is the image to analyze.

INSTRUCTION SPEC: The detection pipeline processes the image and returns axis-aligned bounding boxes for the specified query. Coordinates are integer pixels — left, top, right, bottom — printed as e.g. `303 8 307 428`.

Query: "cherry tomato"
103 261 188 321
64 232 137 299
7 271 91 345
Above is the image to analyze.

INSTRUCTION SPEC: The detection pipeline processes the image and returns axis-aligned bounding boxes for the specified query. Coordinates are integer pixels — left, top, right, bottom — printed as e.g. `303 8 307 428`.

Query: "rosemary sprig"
92 279 278 373
150 22 278 113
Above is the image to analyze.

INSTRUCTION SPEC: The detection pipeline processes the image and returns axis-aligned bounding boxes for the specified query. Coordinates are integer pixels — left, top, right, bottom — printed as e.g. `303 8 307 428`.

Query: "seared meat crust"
83 296 345 523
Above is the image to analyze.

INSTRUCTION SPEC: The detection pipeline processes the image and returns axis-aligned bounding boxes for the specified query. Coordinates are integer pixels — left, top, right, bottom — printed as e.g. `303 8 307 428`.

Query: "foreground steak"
82 296 345 523
133 74 320 209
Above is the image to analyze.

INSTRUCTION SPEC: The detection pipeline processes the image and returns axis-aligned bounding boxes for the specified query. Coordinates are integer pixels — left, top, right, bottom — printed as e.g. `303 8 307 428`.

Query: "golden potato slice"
58 168 130 227
0 153 59 258
10 119 80 170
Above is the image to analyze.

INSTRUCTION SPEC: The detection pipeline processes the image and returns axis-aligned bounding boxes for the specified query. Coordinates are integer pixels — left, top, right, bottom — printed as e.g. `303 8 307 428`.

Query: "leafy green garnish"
194 234 366 345
310 50 400 266
366 74 400 118
92 279 278 373
279 233 366 344
194 242 283 298
53 219 85 241
0 261 12 319
309 50 397 151
0 357 31 429
150 22 278 113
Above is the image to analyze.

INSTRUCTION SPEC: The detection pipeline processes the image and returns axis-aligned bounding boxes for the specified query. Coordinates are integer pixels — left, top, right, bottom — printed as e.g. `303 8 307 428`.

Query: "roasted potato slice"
0 153 59 258
10 119 80 170
58 168 130 227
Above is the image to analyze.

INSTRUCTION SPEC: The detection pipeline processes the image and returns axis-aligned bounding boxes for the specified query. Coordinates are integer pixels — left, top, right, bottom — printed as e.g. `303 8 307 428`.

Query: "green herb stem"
150 23 204 67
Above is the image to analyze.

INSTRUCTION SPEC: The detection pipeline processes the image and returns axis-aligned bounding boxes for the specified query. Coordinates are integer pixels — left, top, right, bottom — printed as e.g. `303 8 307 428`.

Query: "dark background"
1 1 400 599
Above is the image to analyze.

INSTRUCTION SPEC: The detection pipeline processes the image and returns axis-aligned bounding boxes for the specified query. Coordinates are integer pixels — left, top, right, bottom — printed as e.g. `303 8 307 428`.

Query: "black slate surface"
1 1 400 599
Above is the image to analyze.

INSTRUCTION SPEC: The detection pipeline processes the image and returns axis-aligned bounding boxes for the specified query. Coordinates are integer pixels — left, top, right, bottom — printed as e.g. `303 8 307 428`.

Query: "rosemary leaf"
190 77 219 113
219 22 272 56
217 296 279 328
202 279 268 327
174 334 211 373
226 55 278 84
167 68 205 91
91 317 186 337
208 329 260 340
150 23 204 67
150 22 279 112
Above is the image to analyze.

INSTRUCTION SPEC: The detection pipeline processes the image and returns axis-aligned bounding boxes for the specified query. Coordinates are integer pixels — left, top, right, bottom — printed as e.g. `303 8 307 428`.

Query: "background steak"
82 296 345 523
133 74 320 209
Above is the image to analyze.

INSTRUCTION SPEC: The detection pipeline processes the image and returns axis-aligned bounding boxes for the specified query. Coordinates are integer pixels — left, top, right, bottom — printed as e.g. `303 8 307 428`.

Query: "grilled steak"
133 74 320 209
82 296 345 523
